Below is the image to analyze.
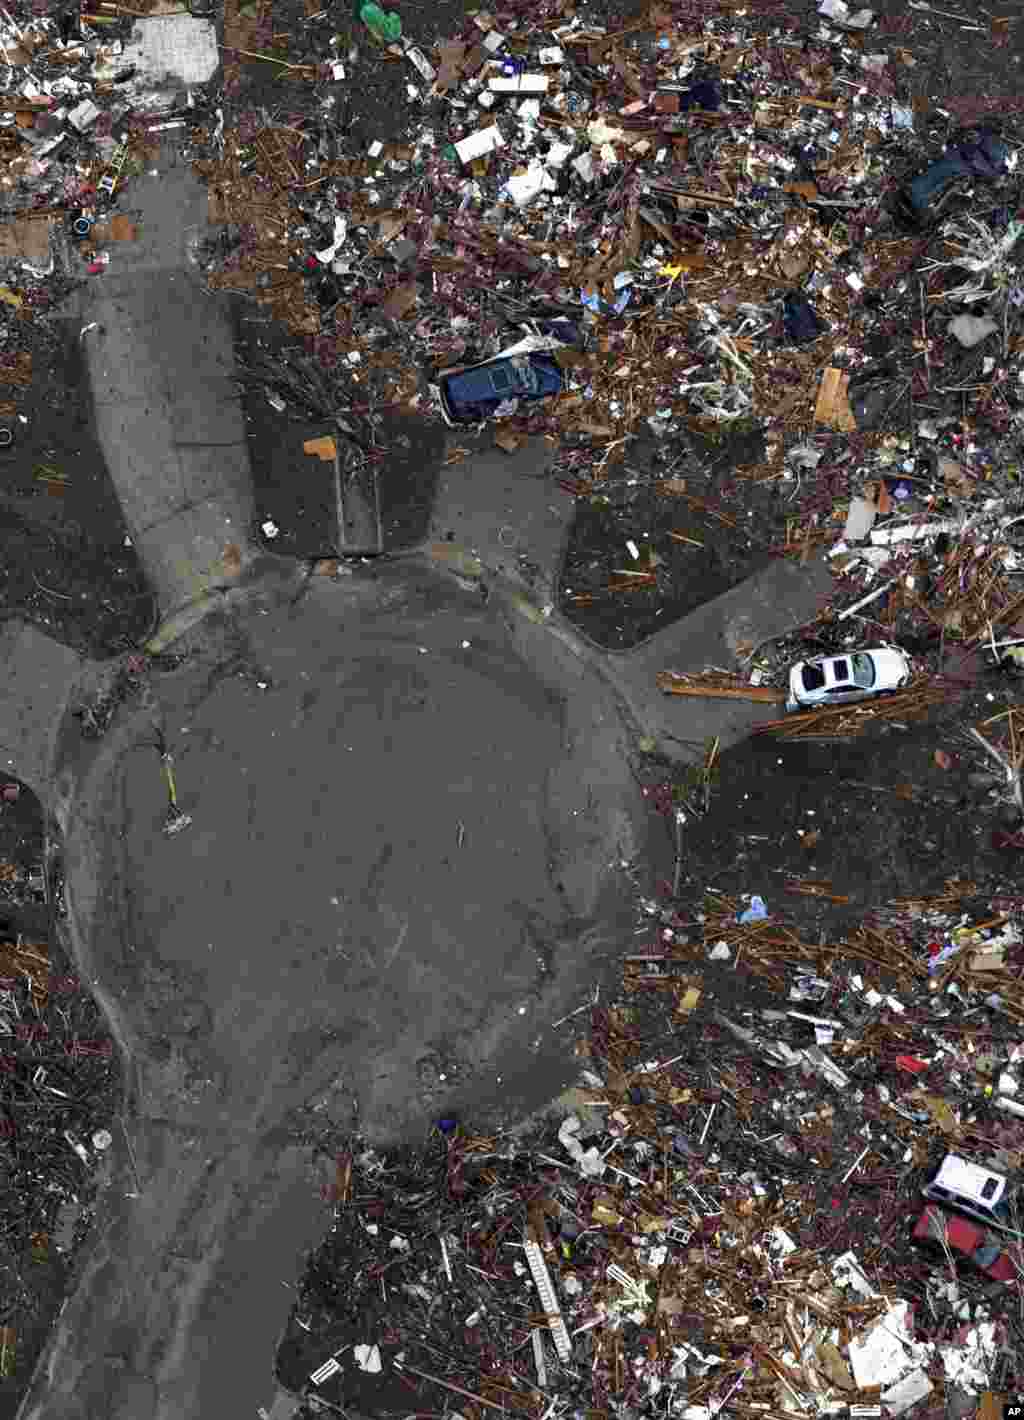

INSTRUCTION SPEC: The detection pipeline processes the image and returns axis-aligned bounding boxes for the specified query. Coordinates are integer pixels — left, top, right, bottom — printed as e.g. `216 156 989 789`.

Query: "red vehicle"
913 1206 1021 1284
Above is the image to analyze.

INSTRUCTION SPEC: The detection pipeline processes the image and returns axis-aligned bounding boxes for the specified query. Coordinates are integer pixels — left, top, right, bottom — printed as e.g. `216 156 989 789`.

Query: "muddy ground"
231 301 446 558
0 310 155 658
644 679 1024 935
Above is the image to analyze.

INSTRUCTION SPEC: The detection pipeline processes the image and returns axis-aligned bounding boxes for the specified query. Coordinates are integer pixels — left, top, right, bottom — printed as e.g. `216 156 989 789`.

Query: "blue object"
437 352 564 424
907 131 1009 216
783 292 826 345
581 286 631 317
737 895 768 924
678 79 720 112
437 1116 458 1135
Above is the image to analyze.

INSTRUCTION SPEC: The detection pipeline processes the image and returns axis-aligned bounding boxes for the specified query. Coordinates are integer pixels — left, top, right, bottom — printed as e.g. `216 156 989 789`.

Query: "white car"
922 1153 1013 1232
786 646 912 713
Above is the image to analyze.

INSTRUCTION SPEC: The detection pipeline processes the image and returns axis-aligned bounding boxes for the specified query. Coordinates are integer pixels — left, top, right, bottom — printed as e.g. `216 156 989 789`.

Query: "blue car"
436 349 566 425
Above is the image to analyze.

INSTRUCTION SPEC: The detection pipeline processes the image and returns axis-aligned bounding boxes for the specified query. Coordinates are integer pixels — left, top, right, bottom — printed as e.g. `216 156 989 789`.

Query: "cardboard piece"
814 366 856 431
303 436 337 461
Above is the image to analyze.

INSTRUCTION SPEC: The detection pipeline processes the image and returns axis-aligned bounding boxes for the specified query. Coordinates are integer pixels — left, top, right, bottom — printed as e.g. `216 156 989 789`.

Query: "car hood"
869 647 911 682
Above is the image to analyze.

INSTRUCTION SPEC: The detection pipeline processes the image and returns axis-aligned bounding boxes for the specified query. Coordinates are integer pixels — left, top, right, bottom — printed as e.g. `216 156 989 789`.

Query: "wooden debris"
658 670 785 703
784 878 850 904
754 678 947 738
814 366 856 432
303 435 337 461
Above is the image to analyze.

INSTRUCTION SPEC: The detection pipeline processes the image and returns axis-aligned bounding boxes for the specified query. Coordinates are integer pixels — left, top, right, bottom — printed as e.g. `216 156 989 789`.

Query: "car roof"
926 1153 1007 1206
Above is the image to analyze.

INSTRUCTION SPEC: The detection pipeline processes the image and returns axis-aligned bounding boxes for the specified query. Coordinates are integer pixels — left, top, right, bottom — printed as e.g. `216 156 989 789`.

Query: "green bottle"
360 2 402 42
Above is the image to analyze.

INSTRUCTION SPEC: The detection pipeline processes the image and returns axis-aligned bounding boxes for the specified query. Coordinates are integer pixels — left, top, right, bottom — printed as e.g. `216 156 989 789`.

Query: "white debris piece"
315 215 348 265
524 1237 572 1360
588 116 625 145
454 124 505 163
539 46 565 64
558 1114 605 1178
941 1320 998 1391
489 73 550 93
766 1226 797 1257
870 520 958 547
572 151 596 183
843 495 878 542
546 140 575 169
68 99 101 132
503 160 556 208
354 1343 382 1374
818 0 875 25
948 313 999 348
119 12 219 85
848 1302 925 1389
883 1369 933 1416
831 1250 877 1299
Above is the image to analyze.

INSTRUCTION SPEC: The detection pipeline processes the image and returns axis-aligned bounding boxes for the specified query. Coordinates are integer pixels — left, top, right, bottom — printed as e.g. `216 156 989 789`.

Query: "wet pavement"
24 558 648 1420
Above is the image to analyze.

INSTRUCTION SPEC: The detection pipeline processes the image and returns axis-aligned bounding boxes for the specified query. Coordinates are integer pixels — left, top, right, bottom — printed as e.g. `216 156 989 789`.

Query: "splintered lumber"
753 677 947 737
657 671 785 703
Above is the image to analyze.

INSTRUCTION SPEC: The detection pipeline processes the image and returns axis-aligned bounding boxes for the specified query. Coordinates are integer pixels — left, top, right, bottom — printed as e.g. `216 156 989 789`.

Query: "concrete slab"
120 12 219 89
0 620 83 808
606 554 835 758
427 437 570 601
80 141 254 621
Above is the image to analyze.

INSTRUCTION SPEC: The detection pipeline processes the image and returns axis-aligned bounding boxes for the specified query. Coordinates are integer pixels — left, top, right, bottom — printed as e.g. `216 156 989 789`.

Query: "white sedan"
786 646 912 713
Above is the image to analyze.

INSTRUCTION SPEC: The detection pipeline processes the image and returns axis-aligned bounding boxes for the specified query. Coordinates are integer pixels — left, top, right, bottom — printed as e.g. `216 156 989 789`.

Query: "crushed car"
785 646 913 714
433 320 579 427
912 1206 1020 1284
921 1153 1014 1232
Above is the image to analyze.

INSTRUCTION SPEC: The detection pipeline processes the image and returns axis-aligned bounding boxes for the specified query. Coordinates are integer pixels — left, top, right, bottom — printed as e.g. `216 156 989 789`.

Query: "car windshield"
509 357 539 394
851 652 876 689
801 663 826 693
488 365 515 396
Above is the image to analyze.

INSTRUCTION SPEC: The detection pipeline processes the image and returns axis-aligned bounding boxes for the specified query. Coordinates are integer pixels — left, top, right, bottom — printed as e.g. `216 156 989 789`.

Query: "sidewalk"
0 622 83 813
77 142 254 623
424 437 835 760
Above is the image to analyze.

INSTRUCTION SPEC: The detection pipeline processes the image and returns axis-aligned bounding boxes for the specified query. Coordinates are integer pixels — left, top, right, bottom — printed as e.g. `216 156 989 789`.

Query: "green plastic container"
360 2 402 42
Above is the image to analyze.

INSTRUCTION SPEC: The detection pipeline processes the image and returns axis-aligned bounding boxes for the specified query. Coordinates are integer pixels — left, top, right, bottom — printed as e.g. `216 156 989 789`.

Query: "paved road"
76 136 253 623
22 559 645 1420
